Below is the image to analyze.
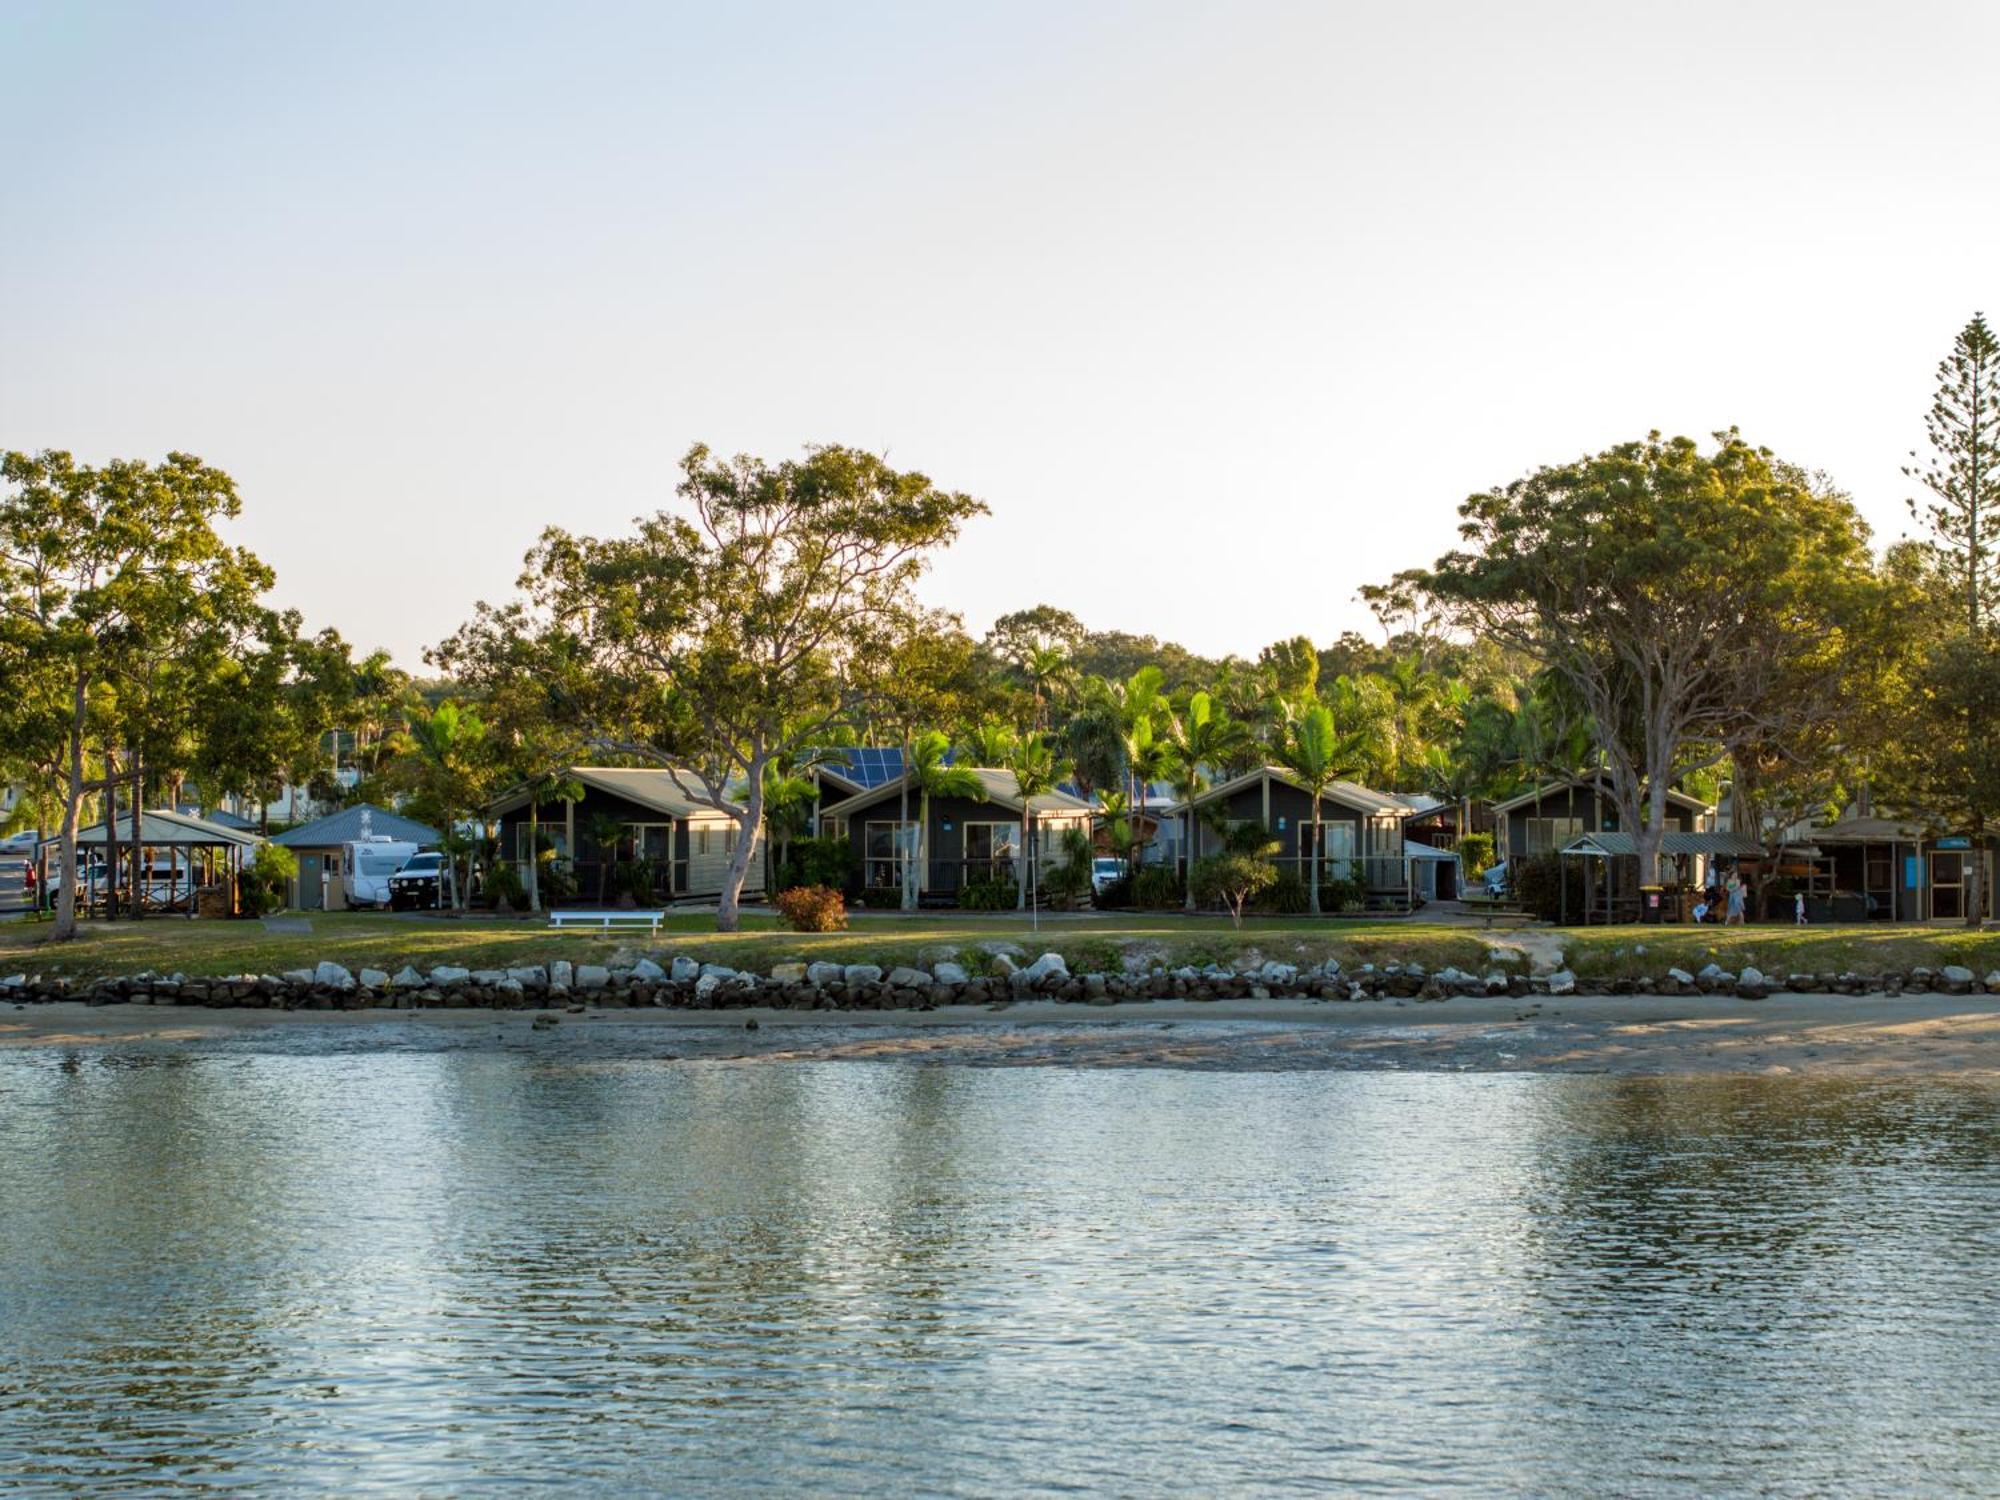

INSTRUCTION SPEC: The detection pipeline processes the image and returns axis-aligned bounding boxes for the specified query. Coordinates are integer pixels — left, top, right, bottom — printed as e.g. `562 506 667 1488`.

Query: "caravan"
336 836 419 910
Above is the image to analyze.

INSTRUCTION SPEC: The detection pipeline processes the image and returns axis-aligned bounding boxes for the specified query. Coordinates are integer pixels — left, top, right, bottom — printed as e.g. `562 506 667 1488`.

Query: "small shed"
40 809 263 917
271 803 442 911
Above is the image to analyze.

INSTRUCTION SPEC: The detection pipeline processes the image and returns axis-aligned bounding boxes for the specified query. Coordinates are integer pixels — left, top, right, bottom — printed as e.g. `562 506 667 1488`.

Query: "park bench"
547 909 667 935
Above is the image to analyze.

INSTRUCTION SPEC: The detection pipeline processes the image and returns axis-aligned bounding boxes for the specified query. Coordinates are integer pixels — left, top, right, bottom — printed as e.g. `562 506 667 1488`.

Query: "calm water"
1 1036 1997 1495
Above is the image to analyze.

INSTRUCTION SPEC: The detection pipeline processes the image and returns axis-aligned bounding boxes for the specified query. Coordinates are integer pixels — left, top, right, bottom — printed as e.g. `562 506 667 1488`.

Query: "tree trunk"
1015 812 1028 910
130 749 145 922
104 748 120 922
52 686 85 942
716 765 766 933
1969 812 1986 928
1308 805 1323 915
527 800 541 913
1183 808 1197 913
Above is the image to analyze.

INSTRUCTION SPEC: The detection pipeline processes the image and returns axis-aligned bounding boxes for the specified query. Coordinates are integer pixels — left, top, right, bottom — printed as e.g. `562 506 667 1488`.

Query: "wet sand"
6 994 2000 1075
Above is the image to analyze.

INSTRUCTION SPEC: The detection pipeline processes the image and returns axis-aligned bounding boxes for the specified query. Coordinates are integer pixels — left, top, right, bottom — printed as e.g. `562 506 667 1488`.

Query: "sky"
5 0 1999 671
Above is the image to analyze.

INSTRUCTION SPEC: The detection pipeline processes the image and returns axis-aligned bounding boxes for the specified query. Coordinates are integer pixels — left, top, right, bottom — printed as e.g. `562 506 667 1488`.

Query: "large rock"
694 973 725 1002
430 965 470 986
506 965 547 986
282 968 316 986
358 968 391 990
1941 964 1976 994
550 960 574 989
933 961 970 984
1547 969 1576 996
575 965 610 991
886 966 933 988
1737 965 1768 999
768 962 807 984
313 961 355 991
390 966 424 990
844 964 883 986
1021 953 1069 985
671 956 700 983
806 961 844 986
631 958 666 982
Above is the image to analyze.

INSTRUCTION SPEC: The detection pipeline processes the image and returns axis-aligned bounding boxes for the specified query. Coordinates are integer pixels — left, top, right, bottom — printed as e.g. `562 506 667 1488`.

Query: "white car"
1091 858 1126 897
0 830 38 856
1480 860 1510 896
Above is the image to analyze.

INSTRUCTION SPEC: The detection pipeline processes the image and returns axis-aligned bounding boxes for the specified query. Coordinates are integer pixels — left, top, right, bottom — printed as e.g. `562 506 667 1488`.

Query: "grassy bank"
0 911 1494 981
5 911 2000 985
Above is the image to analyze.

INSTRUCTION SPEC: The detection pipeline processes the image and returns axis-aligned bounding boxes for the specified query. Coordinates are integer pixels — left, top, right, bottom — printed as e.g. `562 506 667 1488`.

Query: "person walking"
1795 891 1807 926
1725 870 1747 926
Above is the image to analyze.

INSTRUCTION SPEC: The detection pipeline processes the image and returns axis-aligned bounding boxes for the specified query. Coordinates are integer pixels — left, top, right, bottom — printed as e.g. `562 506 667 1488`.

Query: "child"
1795 891 1807 926
1691 896 1709 924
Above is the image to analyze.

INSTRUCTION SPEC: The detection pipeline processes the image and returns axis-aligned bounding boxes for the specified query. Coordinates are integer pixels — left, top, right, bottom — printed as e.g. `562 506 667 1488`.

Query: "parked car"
1480 859 1510 897
1091 857 1125 897
389 851 449 911
0 830 38 856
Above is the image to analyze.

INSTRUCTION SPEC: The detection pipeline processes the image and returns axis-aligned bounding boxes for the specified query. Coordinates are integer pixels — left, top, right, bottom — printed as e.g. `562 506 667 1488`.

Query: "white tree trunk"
716 761 766 933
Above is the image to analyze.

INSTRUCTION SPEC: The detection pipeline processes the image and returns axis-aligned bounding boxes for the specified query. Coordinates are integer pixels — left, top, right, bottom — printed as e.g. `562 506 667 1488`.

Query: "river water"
1 1033 1996 1494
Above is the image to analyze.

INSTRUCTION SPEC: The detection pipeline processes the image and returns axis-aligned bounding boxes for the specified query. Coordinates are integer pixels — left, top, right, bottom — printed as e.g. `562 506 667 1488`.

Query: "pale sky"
5 1 1997 670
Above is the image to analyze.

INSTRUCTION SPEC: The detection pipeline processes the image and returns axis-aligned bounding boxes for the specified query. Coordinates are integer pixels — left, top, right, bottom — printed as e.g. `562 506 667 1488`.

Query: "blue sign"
1938 836 1971 850
1906 856 1923 888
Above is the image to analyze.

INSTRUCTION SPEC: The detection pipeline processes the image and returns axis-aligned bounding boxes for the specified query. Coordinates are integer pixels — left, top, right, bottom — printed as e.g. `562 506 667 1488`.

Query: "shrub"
1319 873 1367 913
1251 865 1310 914
240 843 298 917
622 857 657 904
1093 873 1133 909
1192 852 1277 927
484 859 526 912
773 884 847 932
1457 832 1495 879
958 876 1016 911
777 835 852 893
1132 865 1184 909
1513 853 1586 923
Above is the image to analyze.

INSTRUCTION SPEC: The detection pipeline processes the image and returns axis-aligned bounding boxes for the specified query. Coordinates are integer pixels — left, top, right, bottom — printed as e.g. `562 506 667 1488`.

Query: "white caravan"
337 836 420 910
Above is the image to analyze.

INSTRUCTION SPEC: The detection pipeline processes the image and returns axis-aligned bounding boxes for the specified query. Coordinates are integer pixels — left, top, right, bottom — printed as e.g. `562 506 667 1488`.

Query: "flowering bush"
773 884 847 932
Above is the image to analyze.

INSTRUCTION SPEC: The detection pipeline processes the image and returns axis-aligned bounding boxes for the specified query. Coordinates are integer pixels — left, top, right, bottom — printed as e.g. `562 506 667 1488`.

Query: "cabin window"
1524 817 1583 855
514 825 573 863
962 822 1021 876
865 820 916 889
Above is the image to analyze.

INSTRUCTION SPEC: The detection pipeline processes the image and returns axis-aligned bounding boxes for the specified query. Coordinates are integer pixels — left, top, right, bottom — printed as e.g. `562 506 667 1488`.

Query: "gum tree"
1397 431 1885 895
472 444 984 932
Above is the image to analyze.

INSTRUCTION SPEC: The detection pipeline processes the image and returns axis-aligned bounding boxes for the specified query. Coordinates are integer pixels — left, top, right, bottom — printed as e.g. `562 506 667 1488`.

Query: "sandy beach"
6 994 2000 1075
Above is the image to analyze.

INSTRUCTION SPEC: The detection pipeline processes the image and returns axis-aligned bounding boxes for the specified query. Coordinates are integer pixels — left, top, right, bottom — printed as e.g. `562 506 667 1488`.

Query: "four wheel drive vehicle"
1091 858 1126 897
389 852 450 910
1479 860 1510 897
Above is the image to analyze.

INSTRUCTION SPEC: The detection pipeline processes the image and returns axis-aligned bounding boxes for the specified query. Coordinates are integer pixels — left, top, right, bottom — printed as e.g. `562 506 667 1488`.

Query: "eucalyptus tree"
1275 703 1365 915
0 450 272 940
1398 431 1888 891
462 444 984 931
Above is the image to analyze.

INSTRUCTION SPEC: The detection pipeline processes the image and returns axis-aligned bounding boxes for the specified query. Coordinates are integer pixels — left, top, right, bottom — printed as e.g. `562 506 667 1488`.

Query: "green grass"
1557 924 2000 980
6 910 1996 984
0 911 1491 981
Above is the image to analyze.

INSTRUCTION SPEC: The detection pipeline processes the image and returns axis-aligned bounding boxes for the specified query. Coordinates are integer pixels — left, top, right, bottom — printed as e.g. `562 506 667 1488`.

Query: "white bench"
548 909 667 934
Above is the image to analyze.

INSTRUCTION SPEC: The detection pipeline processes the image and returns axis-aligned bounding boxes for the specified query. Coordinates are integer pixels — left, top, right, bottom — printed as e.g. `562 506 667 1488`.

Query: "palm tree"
904 731 983 909
761 762 819 891
395 701 488 909
1006 731 1061 910
584 810 626 905
1102 667 1168 869
957 721 1018 766
1023 644 1075 731
1162 691 1252 911
519 769 583 913
1276 703 1365 915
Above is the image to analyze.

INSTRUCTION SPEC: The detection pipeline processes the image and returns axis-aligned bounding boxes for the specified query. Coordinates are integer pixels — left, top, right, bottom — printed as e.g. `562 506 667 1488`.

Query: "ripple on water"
0 1053 1995 1495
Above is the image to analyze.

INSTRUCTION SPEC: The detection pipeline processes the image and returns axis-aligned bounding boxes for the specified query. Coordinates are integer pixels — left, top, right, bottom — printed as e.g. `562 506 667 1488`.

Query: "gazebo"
40 809 263 918
1558 830 1765 924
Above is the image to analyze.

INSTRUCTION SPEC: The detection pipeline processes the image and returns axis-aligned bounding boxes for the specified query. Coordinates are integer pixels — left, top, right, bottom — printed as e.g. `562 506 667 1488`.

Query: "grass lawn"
6 910 2000 983
0 910 1497 981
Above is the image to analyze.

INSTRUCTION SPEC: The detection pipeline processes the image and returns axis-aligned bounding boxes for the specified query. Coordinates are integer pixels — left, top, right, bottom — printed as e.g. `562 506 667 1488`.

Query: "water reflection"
0 1055 1995 1494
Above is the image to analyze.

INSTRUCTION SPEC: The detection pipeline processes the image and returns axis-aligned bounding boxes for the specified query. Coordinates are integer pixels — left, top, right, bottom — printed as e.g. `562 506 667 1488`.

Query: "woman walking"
1725 870 1747 926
